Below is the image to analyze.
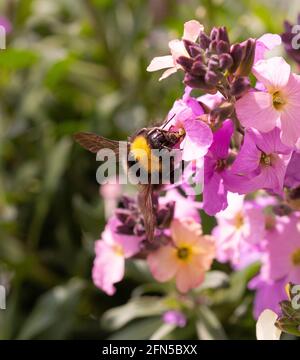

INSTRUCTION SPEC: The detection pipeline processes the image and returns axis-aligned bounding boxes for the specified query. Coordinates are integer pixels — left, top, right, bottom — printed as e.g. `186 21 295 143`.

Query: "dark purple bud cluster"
115 195 175 249
281 15 300 65
177 26 254 97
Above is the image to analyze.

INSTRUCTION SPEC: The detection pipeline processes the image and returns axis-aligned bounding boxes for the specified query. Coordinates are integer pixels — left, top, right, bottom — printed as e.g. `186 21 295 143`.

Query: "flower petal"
256 309 281 340
147 245 178 282
236 91 279 132
147 55 174 72
182 119 213 161
183 20 204 42
253 57 291 90
159 66 178 81
254 33 281 64
280 105 300 147
92 241 125 296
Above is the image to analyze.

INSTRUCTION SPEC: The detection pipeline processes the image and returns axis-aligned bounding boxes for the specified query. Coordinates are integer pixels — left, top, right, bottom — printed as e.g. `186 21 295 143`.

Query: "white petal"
147 55 174 72
159 66 178 81
256 309 281 340
183 20 204 42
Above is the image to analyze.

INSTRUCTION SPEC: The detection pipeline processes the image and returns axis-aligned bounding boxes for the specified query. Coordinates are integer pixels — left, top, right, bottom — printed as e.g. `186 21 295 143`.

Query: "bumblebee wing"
138 184 155 243
73 132 123 155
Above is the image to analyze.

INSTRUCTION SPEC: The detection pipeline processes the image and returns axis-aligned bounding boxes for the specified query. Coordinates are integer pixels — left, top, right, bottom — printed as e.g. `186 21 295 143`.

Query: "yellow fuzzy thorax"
130 135 160 172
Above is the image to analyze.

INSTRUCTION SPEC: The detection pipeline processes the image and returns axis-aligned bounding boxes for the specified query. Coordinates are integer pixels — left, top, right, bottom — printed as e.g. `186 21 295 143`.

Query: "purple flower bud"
236 38 256 76
199 32 211 50
210 27 219 41
191 61 207 76
176 56 194 72
208 58 219 71
229 43 243 73
219 53 233 71
216 40 230 54
218 26 230 44
183 39 202 58
230 76 250 97
162 310 187 328
209 39 218 53
205 70 219 87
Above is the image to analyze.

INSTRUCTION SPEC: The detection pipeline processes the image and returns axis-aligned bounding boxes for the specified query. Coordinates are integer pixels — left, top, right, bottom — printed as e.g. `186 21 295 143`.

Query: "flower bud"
229 43 243 73
216 40 230 54
205 70 219 87
236 38 256 76
219 53 233 71
199 32 211 50
218 26 230 44
177 56 194 72
230 76 250 97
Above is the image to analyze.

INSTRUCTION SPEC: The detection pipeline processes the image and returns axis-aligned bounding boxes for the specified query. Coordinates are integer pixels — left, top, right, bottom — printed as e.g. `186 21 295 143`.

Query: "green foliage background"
0 0 299 340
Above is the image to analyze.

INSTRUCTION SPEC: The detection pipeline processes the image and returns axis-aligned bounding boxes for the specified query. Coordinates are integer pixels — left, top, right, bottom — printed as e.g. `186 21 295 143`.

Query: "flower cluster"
92 19 300 325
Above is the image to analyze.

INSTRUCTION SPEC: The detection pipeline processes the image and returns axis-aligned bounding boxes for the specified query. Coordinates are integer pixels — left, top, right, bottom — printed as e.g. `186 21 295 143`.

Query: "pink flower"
147 20 204 80
92 216 143 295
284 151 300 188
254 34 282 64
162 310 187 328
147 218 215 293
262 213 300 283
236 57 300 147
249 276 287 319
203 119 234 215
213 192 266 268
229 127 292 195
167 87 213 161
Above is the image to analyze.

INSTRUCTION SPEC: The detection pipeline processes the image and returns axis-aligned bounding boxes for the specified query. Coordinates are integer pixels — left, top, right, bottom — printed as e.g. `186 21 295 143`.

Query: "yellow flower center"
177 246 191 261
272 91 286 111
260 152 272 167
113 244 124 256
291 248 300 266
234 211 244 229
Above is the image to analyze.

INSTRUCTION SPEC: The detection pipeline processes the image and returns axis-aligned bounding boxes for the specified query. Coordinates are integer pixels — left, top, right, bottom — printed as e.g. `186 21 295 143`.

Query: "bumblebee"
74 120 185 241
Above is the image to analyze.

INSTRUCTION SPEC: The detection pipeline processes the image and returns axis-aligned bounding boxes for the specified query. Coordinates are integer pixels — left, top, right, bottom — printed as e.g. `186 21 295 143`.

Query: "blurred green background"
0 0 299 340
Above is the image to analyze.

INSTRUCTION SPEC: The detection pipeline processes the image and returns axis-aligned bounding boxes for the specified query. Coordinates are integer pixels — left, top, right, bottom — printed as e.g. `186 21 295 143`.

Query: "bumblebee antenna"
161 113 176 130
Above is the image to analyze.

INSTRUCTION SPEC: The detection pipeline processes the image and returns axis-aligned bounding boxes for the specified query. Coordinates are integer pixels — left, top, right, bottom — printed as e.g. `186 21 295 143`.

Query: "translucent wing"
73 132 123 154
138 184 156 243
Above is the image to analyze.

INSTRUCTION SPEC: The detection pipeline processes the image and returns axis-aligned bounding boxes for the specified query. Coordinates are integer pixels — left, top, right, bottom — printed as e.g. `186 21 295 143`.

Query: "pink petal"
236 91 279 132
147 55 174 72
92 241 125 296
182 119 213 161
230 130 261 175
168 39 188 61
280 106 300 147
175 261 205 293
105 217 143 258
253 57 291 90
203 172 228 216
183 20 204 42
147 245 178 282
254 33 281 64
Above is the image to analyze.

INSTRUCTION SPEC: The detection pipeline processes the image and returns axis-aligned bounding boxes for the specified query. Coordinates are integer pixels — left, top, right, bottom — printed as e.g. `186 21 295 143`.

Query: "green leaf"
17 279 85 339
101 296 169 331
0 49 38 70
196 306 227 340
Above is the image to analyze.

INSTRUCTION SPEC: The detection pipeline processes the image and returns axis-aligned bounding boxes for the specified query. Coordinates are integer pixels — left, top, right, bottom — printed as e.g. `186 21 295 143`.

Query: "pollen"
291 248 300 266
177 246 191 261
234 211 244 229
272 91 286 110
260 152 272 166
